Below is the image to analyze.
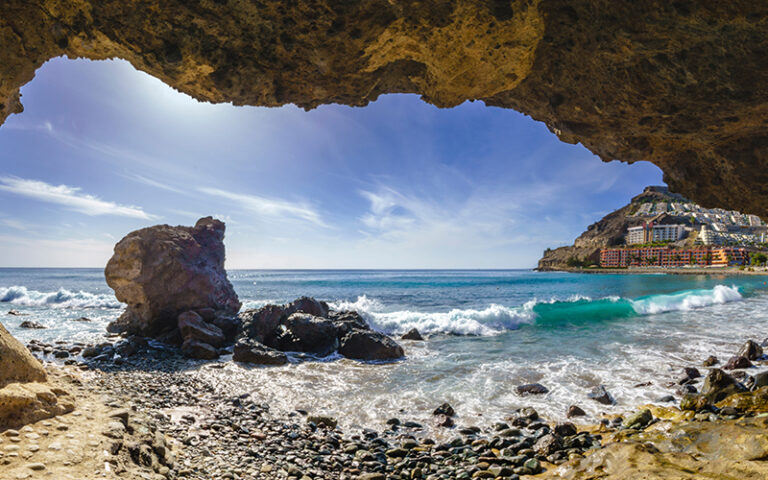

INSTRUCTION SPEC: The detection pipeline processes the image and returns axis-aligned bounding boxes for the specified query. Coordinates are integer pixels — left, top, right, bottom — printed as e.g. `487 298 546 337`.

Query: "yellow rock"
0 382 75 430
0 321 47 387
539 417 768 480
641 404 695 422
716 387 768 413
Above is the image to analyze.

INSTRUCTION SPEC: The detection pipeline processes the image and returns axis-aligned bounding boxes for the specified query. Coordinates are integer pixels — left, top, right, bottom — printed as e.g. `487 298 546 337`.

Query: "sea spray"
0 285 121 309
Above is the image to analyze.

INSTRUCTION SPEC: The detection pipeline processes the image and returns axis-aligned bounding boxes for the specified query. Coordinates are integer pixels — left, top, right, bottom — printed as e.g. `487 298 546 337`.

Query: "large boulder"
338 329 404 361
239 304 289 344
276 313 339 356
286 297 329 318
330 311 370 336
105 217 241 336
233 338 288 365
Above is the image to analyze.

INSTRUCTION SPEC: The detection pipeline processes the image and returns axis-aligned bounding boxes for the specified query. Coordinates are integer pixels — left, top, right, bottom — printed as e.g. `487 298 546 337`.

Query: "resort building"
626 222 686 245
699 225 717 245
600 246 749 268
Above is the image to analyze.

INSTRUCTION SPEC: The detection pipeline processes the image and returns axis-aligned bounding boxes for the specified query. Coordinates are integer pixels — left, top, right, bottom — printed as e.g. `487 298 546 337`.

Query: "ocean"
2 268 768 430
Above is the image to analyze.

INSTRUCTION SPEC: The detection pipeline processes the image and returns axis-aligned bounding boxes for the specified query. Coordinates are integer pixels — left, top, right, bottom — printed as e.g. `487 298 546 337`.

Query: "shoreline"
539 266 768 276
12 328 768 480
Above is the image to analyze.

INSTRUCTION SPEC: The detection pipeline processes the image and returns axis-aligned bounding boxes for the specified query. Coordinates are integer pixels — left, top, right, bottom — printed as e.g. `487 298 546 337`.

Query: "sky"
0 57 663 268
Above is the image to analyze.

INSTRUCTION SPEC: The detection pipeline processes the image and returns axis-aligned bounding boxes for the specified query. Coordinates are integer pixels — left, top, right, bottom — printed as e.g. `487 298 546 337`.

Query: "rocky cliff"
537 187 689 270
1 2 768 215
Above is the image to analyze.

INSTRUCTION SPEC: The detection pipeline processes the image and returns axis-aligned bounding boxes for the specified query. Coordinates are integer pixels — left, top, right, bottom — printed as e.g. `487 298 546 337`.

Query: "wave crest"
0 286 121 309
327 285 743 336
631 285 742 315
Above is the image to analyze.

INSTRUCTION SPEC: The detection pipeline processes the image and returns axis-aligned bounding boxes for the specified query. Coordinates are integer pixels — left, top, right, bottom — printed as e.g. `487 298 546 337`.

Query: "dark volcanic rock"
401 328 424 341
238 305 287 344
237 297 403 362
724 355 753 370
286 297 329 318
338 330 404 361
19 321 45 329
329 311 370 337
703 355 719 367
433 403 455 417
534 434 562 456
702 368 746 403
567 405 587 418
276 313 339 356
232 339 288 365
178 311 226 348
516 383 549 396
105 217 240 337
554 422 578 437
588 385 616 405
433 414 454 428
738 340 763 361
180 339 219 360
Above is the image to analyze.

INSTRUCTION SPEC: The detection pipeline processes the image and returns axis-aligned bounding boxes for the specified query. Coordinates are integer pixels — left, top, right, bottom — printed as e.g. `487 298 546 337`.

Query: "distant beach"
553 266 768 276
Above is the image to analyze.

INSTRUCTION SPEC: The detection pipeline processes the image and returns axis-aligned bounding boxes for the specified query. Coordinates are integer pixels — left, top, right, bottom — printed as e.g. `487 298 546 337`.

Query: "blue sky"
0 58 663 268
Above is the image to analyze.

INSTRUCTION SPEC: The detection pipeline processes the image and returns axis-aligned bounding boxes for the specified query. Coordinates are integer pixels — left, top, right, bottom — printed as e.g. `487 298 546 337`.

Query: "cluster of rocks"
234 297 404 364
676 339 768 416
101 218 405 364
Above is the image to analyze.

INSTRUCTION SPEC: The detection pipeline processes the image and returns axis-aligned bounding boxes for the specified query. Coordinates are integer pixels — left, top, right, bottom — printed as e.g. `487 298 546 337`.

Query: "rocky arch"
2 1 767 214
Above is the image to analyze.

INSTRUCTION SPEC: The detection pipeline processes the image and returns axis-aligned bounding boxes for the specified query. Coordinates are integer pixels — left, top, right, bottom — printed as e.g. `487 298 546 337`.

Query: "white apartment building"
627 224 686 244
699 225 717 245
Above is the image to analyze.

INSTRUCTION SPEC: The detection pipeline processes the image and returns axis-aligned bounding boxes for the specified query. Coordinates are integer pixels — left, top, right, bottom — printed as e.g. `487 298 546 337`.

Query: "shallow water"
3 268 768 431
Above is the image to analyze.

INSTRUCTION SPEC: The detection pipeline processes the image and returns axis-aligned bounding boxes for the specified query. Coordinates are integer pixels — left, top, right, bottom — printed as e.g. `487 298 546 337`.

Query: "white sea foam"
241 299 279 310
631 285 742 315
326 285 744 336
331 295 535 336
0 286 121 309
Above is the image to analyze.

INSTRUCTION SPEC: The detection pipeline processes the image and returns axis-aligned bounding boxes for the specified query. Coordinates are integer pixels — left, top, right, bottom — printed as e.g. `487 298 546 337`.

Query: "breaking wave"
0 286 122 309
328 285 743 336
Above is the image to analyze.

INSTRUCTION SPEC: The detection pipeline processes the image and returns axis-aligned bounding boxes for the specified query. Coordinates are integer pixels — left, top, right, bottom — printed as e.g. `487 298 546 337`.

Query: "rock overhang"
1 1 767 214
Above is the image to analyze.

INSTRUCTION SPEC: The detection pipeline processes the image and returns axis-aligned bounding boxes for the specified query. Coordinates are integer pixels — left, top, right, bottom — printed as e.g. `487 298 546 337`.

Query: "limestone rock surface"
1 2 768 215
0 322 75 429
105 217 241 336
0 321 47 387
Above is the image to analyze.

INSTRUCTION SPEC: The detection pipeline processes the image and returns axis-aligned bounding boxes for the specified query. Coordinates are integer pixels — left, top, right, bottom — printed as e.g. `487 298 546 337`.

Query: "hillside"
537 186 689 271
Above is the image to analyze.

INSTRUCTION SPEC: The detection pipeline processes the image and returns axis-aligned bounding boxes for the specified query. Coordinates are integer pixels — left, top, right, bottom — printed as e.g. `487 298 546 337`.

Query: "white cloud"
0 176 158 220
124 173 185 194
199 187 328 228
0 217 28 230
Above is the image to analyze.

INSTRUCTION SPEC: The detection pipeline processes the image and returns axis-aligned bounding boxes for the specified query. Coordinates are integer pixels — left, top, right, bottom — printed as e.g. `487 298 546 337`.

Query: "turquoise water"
2 268 768 427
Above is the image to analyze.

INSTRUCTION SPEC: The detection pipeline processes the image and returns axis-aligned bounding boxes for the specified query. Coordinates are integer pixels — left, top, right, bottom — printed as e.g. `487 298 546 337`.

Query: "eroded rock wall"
1 1 767 214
